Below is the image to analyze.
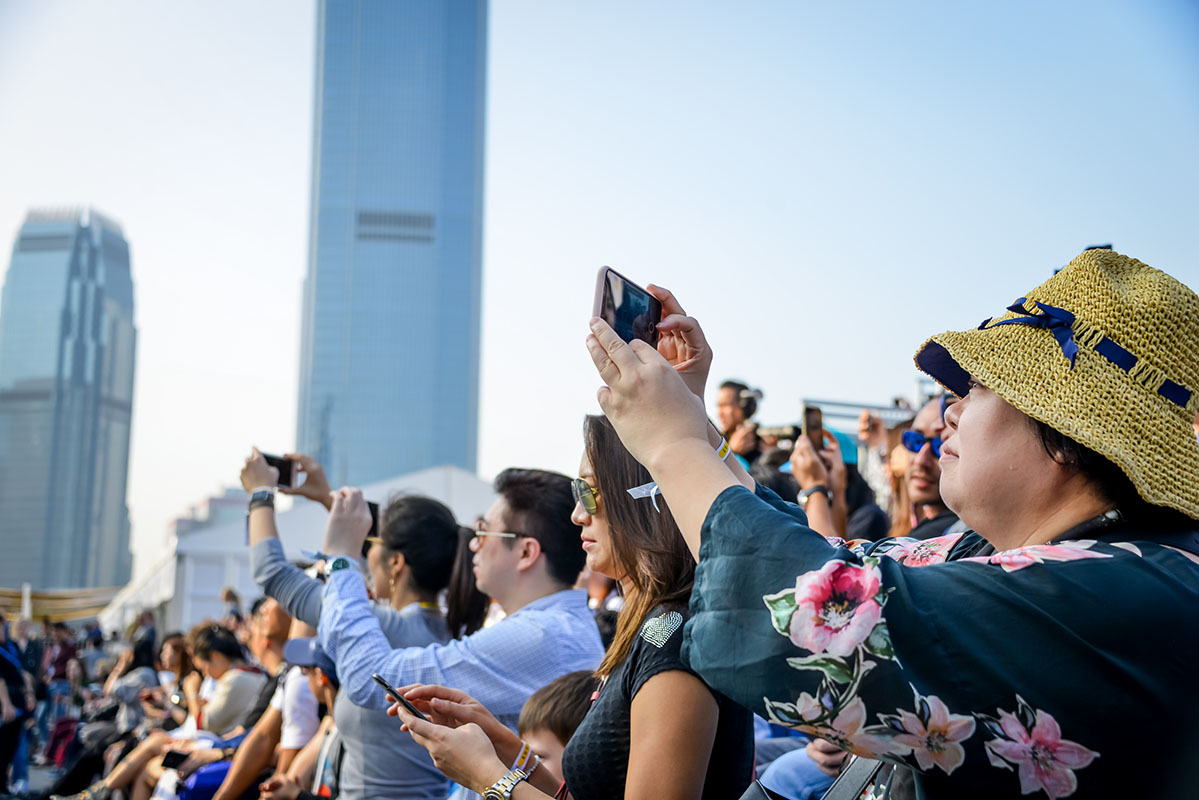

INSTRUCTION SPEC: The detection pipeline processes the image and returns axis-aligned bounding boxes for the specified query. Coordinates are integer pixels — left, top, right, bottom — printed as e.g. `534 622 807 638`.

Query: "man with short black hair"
317 468 603 731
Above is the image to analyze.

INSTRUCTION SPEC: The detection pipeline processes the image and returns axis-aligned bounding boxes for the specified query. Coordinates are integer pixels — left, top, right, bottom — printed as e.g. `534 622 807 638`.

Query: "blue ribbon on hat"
977 297 1193 408
979 297 1079 368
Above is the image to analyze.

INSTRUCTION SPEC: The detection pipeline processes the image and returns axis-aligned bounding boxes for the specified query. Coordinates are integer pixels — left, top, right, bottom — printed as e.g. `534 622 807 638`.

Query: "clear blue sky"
1 0 1196 580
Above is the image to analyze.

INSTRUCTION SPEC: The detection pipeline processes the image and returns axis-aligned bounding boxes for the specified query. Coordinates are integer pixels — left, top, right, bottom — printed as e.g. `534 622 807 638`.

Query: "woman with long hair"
387 413 754 799
584 251 1199 797
241 449 488 800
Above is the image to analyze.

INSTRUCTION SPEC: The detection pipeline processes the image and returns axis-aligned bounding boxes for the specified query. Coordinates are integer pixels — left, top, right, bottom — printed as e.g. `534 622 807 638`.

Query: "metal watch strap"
482 768 528 800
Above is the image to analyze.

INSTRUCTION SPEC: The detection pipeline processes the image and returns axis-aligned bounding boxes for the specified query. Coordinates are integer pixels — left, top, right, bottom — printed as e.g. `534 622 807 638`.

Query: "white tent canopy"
101 465 496 633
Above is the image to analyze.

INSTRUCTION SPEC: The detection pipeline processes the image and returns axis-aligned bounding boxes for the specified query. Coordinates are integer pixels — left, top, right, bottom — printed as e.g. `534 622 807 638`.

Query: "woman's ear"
389 551 407 578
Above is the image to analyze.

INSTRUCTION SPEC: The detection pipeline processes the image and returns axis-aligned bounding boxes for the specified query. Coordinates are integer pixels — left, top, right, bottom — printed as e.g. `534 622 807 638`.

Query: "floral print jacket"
681 484 1199 799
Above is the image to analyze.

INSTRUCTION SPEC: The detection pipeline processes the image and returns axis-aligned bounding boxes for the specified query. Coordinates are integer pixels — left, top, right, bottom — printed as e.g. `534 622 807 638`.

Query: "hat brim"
915 325 1199 520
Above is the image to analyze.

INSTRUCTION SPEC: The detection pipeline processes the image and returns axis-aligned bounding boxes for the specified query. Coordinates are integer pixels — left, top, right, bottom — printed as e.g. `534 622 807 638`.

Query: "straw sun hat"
915 248 1199 519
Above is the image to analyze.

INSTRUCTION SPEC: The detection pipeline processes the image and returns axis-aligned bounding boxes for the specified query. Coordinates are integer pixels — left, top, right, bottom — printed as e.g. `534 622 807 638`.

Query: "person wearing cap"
255 638 343 800
584 249 1199 798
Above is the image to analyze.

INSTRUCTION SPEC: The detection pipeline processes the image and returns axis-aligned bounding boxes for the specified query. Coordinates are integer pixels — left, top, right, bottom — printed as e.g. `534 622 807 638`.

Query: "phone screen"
262 454 294 488
595 267 661 347
161 750 189 770
372 672 428 721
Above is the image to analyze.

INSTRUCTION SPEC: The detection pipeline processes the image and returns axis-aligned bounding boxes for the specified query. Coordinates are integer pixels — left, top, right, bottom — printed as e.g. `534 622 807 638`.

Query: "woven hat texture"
914 249 1199 519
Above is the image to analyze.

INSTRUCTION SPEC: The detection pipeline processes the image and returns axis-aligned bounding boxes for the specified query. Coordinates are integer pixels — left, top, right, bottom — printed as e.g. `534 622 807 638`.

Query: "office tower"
296 0 487 486
0 208 136 589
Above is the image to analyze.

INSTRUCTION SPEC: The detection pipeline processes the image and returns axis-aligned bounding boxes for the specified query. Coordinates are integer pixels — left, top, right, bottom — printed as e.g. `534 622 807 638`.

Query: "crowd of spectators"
3 249 1196 799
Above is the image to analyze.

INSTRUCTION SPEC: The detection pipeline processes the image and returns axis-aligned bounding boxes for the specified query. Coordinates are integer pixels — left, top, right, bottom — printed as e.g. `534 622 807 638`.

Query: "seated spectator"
389 414 754 798
54 624 263 800
515 670 596 783
241 448 490 800
0 611 29 795
256 638 342 800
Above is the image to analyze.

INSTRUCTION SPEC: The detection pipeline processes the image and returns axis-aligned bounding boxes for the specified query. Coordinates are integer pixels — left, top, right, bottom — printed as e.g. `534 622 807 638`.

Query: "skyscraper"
296 0 487 486
0 208 136 589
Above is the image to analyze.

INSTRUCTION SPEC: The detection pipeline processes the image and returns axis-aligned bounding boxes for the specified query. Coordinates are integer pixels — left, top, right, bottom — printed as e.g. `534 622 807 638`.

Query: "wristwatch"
797 484 833 509
249 487 275 511
326 556 357 574
482 768 528 800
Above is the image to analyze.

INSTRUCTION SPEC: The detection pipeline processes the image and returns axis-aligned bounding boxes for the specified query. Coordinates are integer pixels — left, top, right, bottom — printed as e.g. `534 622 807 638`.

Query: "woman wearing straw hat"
584 250 1199 798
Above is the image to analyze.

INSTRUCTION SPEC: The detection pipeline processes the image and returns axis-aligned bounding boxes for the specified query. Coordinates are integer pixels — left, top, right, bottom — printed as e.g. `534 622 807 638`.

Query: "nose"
570 500 590 527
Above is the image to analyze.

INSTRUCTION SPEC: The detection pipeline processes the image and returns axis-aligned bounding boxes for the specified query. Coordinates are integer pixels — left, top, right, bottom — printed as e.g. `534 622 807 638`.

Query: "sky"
0 0 1197 582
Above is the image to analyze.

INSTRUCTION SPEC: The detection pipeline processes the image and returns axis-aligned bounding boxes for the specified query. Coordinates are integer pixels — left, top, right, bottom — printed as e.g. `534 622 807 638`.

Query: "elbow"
344 674 378 708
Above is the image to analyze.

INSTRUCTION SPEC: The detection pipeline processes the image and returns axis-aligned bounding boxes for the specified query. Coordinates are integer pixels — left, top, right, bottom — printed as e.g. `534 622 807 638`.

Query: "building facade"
295 0 488 487
0 208 136 590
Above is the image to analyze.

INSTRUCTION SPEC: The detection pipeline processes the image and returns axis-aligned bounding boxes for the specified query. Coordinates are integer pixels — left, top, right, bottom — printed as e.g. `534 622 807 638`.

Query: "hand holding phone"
161 750 189 770
593 267 662 347
372 673 428 721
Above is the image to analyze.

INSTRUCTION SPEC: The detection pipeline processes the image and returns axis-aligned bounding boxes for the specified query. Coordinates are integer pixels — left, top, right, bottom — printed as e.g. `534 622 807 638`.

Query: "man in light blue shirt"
318 469 604 731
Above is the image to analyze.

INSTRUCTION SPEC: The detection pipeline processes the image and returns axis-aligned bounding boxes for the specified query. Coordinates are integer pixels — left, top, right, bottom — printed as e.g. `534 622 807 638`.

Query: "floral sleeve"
682 485 1198 798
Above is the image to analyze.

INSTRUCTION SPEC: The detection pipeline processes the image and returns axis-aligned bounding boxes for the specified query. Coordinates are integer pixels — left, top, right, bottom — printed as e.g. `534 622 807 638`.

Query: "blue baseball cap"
283 637 337 683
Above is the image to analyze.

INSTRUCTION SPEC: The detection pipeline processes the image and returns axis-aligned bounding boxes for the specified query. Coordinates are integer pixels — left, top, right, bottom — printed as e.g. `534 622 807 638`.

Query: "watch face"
329 557 350 572
482 791 504 800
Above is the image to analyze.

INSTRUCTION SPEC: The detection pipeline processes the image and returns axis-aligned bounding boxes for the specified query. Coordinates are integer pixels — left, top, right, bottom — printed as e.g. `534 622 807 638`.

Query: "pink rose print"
788 560 883 657
981 697 1098 799
886 694 975 774
879 532 965 567
959 540 1111 573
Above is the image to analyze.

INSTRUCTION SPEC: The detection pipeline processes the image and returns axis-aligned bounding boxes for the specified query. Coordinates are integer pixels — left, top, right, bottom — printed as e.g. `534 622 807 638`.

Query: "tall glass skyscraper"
0 208 136 589
296 0 487 486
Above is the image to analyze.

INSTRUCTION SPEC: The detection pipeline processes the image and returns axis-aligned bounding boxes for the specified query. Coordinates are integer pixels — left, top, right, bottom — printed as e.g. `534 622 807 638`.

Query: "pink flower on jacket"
982 698 1098 799
788 560 883 657
887 694 975 774
879 533 965 567
959 540 1110 573
797 696 894 757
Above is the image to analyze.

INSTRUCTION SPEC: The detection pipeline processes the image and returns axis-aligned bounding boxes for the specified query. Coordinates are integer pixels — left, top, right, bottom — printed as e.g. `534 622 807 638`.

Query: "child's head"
517 671 597 779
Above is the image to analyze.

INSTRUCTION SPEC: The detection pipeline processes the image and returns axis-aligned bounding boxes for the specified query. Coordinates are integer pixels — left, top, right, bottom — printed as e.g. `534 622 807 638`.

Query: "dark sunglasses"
902 430 942 457
571 478 601 515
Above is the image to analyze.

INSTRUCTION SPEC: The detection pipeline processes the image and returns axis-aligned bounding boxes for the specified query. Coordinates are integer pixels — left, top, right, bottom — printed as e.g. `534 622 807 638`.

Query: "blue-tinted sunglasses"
901 430 942 457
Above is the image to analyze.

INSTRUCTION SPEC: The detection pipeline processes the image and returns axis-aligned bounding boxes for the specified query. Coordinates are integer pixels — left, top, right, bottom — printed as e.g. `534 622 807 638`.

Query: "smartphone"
801 405 824 455
371 672 428 721
361 501 380 559
593 267 662 347
161 750 189 770
262 453 294 488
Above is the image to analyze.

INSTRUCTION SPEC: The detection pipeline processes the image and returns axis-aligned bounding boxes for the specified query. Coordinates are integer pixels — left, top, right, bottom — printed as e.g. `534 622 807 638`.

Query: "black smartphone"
801 405 824 455
161 750 189 770
261 453 294 488
361 501 380 559
593 266 662 347
372 672 428 721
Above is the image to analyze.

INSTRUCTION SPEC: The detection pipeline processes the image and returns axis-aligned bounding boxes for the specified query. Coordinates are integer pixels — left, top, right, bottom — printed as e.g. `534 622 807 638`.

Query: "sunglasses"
571 478 601 515
901 430 942 457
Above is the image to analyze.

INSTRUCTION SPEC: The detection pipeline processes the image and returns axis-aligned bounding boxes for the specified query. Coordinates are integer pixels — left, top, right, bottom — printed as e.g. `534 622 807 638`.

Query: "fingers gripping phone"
593 267 662 347
372 673 428 721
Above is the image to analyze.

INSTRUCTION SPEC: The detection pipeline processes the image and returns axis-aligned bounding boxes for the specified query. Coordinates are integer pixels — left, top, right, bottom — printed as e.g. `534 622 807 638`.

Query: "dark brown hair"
1032 420 1192 530
518 670 597 743
584 415 695 677
494 468 586 586
376 494 486 638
